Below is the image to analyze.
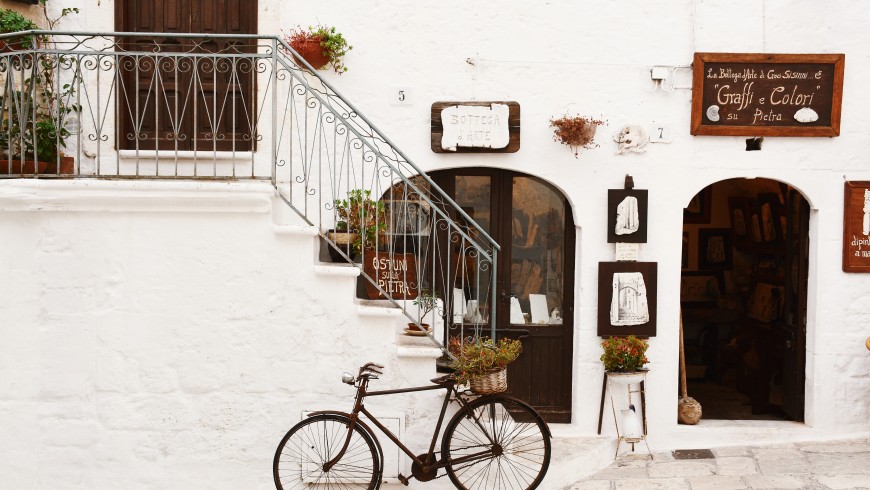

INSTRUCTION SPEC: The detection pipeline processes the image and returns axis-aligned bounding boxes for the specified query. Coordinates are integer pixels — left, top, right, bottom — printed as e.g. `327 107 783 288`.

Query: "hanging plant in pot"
600 335 649 385
549 114 604 158
448 336 522 394
284 25 352 73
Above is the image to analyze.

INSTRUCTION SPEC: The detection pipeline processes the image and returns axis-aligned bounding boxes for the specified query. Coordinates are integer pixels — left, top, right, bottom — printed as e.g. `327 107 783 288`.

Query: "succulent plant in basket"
600 335 649 373
549 114 604 158
448 336 522 393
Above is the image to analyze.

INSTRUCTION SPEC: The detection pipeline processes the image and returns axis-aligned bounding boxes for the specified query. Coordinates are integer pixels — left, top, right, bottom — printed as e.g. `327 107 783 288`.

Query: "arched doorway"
681 178 809 421
431 169 576 423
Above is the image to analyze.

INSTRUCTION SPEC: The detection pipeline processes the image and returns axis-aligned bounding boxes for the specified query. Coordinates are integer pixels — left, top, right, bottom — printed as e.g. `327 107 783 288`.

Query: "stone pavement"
566 438 870 490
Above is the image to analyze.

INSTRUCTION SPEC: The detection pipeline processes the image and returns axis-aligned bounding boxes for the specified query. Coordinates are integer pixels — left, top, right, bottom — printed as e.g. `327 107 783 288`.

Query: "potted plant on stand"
600 335 649 385
406 289 439 335
449 336 522 394
284 25 352 73
549 114 604 158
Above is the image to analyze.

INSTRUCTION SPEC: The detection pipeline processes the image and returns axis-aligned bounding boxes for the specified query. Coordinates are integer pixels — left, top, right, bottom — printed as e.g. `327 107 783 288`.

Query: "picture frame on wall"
757 192 784 243
728 196 751 248
680 270 725 308
698 228 732 269
684 186 712 224
597 262 657 337
607 189 648 243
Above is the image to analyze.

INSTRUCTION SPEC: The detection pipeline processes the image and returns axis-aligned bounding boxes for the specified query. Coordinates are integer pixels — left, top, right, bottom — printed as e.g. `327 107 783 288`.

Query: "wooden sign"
691 53 845 137
363 252 419 299
431 101 520 153
843 182 870 272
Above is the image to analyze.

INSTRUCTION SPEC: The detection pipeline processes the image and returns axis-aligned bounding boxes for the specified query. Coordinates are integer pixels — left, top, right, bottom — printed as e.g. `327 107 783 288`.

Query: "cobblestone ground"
567 438 870 490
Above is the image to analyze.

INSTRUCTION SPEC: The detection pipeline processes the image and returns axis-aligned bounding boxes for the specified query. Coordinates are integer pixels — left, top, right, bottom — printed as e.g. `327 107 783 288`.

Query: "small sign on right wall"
843 182 870 272
691 53 845 137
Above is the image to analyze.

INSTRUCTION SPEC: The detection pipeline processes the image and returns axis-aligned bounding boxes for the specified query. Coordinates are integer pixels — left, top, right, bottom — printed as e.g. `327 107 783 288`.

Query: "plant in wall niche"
600 335 649 373
448 336 522 393
285 24 352 74
549 114 604 158
334 189 387 257
409 289 439 332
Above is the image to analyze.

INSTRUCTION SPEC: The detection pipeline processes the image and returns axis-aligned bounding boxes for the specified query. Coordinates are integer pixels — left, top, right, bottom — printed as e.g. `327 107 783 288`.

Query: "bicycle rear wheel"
442 395 551 490
273 414 380 489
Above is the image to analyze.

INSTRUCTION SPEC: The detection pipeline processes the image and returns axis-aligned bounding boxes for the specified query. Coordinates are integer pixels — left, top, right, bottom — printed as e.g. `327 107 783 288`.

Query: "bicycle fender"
306 410 386 479
470 394 553 438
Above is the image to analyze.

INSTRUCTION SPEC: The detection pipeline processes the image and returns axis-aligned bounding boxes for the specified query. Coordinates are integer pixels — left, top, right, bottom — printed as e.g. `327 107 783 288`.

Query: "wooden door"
433 169 575 423
781 190 809 421
116 0 257 151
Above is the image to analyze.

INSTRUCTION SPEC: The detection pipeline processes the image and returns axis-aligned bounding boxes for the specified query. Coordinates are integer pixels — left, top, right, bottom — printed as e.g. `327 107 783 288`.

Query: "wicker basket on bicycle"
449 336 521 395
469 368 508 394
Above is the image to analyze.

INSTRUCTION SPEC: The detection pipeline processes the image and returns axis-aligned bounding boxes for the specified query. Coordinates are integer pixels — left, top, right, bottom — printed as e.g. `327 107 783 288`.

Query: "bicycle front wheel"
273 414 380 490
442 395 551 490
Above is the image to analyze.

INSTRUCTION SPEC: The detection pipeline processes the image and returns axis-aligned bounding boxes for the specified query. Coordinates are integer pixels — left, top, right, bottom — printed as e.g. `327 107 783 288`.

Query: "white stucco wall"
2 0 870 487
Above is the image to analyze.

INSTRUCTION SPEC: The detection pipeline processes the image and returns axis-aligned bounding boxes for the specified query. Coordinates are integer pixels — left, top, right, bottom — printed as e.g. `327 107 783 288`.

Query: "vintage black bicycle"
273 362 551 489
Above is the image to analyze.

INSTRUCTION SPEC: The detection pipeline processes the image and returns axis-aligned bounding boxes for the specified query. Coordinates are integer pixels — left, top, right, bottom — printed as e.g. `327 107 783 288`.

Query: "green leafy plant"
0 5 80 165
0 8 39 49
549 114 604 158
600 335 649 373
413 289 440 325
448 336 522 385
334 189 387 255
286 24 352 74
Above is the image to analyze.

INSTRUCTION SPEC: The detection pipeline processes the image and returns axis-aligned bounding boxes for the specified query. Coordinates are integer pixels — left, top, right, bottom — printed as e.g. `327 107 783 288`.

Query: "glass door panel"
509 177 565 326
453 176 493 326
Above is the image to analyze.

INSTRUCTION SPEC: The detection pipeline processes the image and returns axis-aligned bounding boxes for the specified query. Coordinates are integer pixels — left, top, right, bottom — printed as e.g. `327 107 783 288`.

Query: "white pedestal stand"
607 371 652 459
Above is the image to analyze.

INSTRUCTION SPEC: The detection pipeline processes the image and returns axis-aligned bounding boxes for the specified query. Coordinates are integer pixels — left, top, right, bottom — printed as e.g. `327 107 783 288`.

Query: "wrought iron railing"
0 31 499 354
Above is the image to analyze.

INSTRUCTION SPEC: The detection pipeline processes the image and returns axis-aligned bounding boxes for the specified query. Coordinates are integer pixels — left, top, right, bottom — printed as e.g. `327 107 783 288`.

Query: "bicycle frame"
320 375 495 476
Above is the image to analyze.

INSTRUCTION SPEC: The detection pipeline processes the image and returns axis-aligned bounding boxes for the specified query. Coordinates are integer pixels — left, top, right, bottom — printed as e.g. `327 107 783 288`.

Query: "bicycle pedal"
397 473 410 486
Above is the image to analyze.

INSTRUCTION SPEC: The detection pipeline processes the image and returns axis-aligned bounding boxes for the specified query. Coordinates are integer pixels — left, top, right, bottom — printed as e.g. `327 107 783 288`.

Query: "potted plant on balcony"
406 289 439 334
285 25 352 74
448 336 522 394
549 114 604 158
0 8 38 52
327 189 387 262
600 335 649 385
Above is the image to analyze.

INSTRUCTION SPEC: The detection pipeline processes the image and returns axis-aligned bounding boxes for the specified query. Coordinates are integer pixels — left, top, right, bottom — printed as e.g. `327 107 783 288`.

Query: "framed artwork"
607 189 648 243
728 197 751 247
747 197 763 244
682 231 690 269
698 228 732 269
843 181 870 272
597 262 657 337
680 270 725 308
684 186 712 224
746 282 784 323
757 192 784 243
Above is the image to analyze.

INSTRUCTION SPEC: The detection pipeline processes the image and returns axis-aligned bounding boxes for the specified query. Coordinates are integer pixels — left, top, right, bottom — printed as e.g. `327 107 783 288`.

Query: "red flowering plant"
448 336 522 385
600 335 649 372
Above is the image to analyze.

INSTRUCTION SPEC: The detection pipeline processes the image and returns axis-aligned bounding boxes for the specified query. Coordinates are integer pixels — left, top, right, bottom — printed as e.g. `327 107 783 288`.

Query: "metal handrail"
0 31 500 353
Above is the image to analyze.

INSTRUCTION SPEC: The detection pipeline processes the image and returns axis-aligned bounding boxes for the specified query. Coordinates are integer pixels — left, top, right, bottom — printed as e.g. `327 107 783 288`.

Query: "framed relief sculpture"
607 189 648 243
597 262 657 337
698 228 732 269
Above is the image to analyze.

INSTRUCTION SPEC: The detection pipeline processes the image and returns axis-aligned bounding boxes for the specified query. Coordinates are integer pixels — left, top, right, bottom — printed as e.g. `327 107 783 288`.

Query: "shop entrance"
431 169 576 423
680 178 809 421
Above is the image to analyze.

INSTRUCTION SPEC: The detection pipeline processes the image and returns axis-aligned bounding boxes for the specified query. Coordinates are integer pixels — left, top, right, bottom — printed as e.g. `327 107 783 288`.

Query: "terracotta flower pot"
0 159 49 175
291 37 330 70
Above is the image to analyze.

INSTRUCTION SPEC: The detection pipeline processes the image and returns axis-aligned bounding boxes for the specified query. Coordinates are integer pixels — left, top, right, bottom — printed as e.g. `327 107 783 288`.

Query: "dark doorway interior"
681 178 809 421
